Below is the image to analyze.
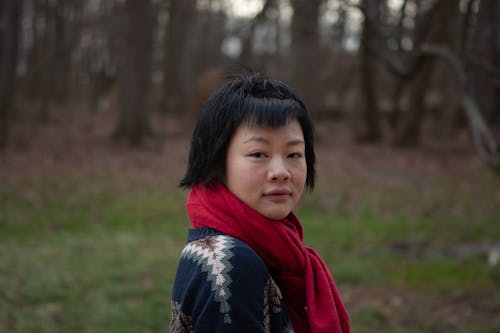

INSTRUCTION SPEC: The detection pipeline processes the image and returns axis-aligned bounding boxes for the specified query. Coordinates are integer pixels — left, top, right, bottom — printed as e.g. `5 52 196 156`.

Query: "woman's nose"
268 158 290 181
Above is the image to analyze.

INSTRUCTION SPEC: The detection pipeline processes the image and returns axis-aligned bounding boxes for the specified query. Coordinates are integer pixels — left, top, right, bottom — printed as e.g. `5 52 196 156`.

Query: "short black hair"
179 73 316 190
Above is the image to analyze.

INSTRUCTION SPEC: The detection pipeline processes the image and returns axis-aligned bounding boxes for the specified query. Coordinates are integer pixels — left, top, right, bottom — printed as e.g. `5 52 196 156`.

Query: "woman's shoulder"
172 228 292 332
181 228 269 275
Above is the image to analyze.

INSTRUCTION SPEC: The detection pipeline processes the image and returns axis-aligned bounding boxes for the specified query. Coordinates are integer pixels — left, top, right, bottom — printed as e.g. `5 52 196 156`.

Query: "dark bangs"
239 97 306 129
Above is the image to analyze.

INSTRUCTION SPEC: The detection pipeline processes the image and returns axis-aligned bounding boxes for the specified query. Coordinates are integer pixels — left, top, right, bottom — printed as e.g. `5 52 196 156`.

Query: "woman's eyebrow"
243 136 270 144
243 136 305 146
287 139 305 146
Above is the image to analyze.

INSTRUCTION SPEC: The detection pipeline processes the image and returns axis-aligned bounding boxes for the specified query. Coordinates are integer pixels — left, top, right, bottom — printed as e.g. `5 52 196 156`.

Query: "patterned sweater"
170 228 294 333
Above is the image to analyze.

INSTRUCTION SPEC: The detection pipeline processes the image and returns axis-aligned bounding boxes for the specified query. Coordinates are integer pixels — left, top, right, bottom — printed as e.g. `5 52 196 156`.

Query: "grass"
1 230 177 332
1 164 499 332
1 171 187 332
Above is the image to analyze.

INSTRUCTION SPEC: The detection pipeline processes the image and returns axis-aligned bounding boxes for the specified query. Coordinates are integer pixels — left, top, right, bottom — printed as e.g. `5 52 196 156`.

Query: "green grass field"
1 154 499 333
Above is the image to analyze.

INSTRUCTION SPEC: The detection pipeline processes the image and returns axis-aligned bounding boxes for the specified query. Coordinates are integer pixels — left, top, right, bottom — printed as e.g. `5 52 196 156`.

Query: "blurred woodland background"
1 0 500 332
0 0 499 160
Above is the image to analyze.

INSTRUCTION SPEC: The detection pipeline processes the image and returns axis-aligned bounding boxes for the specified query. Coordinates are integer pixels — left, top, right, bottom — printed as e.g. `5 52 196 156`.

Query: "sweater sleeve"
170 234 291 333
222 243 270 331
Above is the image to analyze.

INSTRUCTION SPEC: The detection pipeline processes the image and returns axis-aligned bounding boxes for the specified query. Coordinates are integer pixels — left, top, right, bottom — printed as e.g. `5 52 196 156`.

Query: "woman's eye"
250 152 266 158
288 153 303 159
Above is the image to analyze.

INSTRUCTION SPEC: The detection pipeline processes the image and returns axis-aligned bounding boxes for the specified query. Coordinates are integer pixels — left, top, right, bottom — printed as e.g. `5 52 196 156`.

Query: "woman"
170 74 350 333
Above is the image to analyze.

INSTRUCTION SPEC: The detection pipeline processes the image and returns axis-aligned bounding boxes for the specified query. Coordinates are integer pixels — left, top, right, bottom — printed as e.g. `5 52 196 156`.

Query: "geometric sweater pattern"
180 234 234 324
170 227 294 333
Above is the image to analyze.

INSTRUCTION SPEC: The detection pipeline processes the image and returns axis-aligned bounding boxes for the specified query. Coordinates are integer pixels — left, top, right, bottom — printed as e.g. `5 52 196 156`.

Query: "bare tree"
51 0 83 103
162 0 197 115
356 0 461 145
468 0 500 124
82 1 120 114
238 0 277 67
357 0 382 141
0 0 22 149
112 0 154 145
393 0 459 146
290 0 323 116
30 0 54 122
355 0 500 171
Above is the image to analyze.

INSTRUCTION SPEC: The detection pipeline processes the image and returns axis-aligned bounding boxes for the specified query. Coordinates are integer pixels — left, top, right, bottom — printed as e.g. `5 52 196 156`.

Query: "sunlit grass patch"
298 197 499 295
389 256 495 293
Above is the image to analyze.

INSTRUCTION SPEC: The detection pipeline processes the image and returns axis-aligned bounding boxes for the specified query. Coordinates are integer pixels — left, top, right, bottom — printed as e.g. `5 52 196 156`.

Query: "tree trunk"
163 0 197 115
290 0 322 116
468 0 499 123
52 1 83 103
34 0 54 123
239 0 276 67
393 0 458 146
112 0 153 145
393 59 435 145
357 0 382 141
0 0 22 149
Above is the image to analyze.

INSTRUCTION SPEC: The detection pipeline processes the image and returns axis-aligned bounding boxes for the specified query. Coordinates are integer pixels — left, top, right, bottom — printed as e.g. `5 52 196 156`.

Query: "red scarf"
186 182 350 333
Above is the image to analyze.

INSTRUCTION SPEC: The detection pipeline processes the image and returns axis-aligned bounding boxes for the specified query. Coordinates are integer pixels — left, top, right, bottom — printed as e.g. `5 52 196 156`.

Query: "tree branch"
350 0 500 172
420 43 500 173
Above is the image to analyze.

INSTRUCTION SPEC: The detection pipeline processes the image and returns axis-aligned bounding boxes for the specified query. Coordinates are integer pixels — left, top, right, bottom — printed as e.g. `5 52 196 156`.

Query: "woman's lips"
263 190 291 202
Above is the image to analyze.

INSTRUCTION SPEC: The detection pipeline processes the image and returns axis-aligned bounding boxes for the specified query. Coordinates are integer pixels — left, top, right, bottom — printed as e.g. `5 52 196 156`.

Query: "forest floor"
1 109 500 332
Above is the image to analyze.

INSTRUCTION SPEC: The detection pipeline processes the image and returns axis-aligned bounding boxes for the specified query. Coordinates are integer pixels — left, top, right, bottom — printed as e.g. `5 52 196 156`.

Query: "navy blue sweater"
170 228 294 332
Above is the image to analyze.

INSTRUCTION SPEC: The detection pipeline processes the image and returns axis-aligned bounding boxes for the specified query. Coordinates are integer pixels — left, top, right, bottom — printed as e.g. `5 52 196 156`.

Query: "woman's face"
225 120 307 220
